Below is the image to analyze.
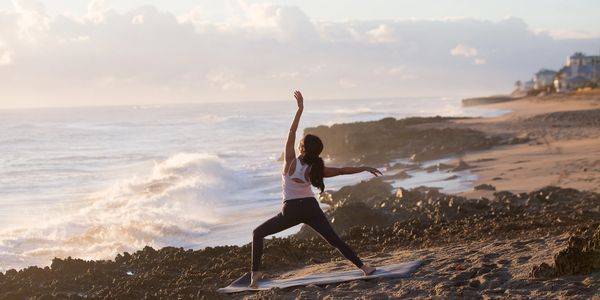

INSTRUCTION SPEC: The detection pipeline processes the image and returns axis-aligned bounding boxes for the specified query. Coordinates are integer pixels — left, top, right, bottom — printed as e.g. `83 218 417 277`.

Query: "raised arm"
324 166 382 178
284 91 304 164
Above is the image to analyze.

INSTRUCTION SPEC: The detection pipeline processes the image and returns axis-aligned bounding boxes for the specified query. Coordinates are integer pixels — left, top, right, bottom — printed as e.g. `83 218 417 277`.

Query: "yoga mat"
217 259 423 293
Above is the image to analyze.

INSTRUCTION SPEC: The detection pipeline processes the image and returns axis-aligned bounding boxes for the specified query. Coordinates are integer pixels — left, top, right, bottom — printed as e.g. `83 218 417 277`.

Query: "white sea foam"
0 152 237 271
333 107 374 115
196 114 247 123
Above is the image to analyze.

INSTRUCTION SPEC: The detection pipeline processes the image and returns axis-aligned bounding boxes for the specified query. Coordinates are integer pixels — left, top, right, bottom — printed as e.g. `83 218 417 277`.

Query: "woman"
250 90 381 288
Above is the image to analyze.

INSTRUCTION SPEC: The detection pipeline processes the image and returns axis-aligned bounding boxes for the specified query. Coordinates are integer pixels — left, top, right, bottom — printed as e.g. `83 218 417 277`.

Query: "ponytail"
302 154 325 193
300 134 325 193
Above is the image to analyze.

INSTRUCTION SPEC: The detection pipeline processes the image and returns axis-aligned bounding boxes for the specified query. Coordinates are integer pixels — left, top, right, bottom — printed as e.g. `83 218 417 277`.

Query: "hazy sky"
1 0 599 108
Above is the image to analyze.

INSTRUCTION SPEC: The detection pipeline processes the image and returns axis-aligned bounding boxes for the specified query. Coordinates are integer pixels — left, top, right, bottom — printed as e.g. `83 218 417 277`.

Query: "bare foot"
361 265 376 276
249 271 263 288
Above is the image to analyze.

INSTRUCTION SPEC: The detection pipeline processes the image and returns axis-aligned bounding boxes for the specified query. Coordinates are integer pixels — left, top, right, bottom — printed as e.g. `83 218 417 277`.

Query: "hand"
364 167 382 177
294 90 304 109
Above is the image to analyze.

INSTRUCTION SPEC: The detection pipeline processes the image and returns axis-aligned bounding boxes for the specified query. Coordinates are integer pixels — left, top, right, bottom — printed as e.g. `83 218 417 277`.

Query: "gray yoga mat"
217 259 423 293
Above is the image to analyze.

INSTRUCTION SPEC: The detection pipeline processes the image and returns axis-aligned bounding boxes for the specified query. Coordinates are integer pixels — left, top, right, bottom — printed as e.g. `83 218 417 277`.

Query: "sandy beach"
1 91 599 299
456 91 600 198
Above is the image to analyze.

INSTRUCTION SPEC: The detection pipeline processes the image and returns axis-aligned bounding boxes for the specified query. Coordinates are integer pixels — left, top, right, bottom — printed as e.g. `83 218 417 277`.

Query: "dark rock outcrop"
462 95 514 106
531 224 600 278
474 184 496 191
304 117 505 164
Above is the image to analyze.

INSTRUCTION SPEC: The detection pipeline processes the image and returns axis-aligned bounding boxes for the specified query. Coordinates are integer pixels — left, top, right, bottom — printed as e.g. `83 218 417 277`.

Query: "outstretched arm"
324 166 382 178
284 91 304 163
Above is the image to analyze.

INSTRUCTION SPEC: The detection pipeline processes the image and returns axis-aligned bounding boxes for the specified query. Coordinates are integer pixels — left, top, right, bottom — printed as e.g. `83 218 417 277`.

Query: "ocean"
0 97 507 271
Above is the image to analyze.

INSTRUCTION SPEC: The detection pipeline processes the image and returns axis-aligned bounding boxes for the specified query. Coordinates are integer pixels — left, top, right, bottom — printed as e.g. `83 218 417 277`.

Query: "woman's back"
282 158 314 201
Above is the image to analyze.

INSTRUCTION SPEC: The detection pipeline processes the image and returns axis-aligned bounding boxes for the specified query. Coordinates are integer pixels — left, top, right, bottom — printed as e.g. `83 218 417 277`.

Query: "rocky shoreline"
1 181 598 299
303 116 526 164
2 93 600 299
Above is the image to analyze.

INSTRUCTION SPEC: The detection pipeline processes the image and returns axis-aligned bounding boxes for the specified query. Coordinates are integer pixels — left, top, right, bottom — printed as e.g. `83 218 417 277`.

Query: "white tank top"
282 158 315 201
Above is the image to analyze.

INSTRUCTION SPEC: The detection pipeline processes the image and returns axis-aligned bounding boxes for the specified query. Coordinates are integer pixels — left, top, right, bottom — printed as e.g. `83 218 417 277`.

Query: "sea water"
0 97 508 271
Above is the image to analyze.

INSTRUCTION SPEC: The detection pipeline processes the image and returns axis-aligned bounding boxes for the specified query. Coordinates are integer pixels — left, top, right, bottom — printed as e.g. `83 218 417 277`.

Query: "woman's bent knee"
252 227 264 240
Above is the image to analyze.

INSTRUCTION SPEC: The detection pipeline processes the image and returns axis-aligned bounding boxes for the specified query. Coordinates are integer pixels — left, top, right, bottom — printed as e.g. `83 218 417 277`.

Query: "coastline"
455 91 600 198
1 91 599 299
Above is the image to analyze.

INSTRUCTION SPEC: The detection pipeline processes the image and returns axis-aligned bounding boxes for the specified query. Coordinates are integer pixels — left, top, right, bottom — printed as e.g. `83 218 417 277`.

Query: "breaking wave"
0 152 238 271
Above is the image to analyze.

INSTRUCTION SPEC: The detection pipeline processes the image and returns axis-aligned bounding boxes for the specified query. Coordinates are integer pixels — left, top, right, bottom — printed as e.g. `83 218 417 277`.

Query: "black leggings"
251 197 363 271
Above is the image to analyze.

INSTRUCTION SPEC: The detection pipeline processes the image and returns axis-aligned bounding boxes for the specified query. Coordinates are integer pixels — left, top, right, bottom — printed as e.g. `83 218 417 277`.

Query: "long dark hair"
299 134 325 193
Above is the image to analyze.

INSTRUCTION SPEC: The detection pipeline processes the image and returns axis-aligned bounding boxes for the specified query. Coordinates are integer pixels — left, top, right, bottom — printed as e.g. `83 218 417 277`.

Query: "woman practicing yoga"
250 90 381 288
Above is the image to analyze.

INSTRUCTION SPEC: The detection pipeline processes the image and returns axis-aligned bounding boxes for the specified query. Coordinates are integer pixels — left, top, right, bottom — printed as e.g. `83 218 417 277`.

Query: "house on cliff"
554 52 600 92
533 69 557 90
516 51 599 94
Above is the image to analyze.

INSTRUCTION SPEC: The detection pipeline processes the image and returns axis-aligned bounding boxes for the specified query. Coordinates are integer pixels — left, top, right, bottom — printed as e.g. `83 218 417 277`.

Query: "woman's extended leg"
251 212 299 271
304 201 364 268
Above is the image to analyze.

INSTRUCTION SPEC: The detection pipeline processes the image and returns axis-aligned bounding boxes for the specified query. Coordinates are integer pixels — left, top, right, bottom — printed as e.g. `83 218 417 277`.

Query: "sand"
250 234 597 299
454 91 600 199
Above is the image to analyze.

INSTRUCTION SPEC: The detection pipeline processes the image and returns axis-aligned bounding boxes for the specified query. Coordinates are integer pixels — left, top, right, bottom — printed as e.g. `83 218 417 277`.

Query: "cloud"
365 24 396 43
0 5 599 108
11 0 49 42
474 58 486 65
338 79 357 88
11 0 45 14
132 14 144 25
206 69 246 91
0 45 12 66
450 44 478 57
87 0 111 23
543 29 600 40
373 65 417 80
451 43 488 66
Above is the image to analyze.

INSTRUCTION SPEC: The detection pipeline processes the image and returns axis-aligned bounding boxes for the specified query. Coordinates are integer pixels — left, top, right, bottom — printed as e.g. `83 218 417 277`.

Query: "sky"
0 0 599 109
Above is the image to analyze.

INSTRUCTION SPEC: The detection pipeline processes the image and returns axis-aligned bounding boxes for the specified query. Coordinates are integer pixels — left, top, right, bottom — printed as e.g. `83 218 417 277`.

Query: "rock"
531 224 600 278
328 178 393 208
452 160 472 171
554 225 600 275
382 170 411 180
475 184 496 191
303 116 503 164
468 279 481 288
530 262 556 278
